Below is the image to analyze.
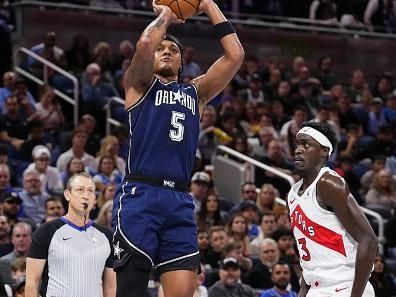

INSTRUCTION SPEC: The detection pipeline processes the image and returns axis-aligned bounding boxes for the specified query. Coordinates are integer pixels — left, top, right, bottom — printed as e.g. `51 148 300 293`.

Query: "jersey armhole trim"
126 77 158 112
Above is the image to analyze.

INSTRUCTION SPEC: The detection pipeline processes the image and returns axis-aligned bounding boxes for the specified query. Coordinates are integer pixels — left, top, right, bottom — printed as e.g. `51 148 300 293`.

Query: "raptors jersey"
288 167 358 287
126 77 200 184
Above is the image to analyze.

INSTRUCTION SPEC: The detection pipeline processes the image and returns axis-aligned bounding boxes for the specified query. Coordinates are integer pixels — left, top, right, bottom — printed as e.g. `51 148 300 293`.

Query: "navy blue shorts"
112 181 199 270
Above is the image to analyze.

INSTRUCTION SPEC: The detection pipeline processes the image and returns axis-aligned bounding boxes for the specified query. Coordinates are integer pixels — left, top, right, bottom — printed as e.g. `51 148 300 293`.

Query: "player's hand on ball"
197 0 212 15
152 0 185 23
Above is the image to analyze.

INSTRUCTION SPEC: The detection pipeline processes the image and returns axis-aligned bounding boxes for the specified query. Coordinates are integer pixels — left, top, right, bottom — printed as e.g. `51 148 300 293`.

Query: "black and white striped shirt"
28 217 113 297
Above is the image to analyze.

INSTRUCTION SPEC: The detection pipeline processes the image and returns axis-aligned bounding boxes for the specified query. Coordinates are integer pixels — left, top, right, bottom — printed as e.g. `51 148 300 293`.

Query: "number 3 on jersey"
170 111 185 142
298 238 311 261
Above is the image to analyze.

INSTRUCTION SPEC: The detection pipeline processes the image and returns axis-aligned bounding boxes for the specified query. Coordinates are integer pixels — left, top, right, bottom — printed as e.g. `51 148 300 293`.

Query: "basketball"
155 0 201 20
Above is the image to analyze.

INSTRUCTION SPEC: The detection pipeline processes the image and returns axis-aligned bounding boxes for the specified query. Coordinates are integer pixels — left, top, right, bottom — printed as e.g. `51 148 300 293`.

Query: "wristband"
214 21 236 39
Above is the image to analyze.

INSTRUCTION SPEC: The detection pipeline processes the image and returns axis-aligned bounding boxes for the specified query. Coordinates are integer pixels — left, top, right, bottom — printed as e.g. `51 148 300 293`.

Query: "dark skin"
290 133 377 297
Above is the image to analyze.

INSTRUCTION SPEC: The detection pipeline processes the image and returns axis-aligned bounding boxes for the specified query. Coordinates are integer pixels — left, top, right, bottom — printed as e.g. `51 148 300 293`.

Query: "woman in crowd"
196 193 225 231
226 213 250 256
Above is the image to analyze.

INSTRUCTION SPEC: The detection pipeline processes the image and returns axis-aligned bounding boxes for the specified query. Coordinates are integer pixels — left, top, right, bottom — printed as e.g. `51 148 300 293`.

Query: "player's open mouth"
294 157 304 164
161 58 172 62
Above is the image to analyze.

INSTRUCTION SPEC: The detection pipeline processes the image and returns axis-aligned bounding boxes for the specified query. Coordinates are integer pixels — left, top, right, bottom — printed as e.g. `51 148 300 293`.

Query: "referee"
25 172 115 297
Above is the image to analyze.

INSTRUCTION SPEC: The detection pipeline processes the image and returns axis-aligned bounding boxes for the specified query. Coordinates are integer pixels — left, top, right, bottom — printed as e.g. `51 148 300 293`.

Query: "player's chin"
293 165 306 175
158 66 177 77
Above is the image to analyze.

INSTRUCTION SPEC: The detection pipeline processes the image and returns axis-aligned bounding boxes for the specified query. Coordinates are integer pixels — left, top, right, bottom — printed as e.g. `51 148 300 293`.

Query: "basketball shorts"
306 281 375 297
112 181 200 273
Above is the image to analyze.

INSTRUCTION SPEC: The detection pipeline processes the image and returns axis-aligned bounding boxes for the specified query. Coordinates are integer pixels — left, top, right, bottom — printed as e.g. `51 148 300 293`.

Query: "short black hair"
301 121 338 154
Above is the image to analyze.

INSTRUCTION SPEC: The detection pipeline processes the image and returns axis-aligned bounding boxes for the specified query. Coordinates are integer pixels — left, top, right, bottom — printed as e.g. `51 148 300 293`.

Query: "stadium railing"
13 0 396 40
14 47 79 126
215 145 386 254
106 96 125 135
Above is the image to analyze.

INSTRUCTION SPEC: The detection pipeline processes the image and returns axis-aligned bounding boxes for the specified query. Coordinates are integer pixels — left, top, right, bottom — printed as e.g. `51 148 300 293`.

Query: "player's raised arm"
317 173 377 297
191 0 244 108
124 2 183 109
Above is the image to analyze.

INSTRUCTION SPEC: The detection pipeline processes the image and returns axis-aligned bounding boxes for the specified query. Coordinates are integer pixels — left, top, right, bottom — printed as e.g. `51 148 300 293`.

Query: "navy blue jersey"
126 77 200 184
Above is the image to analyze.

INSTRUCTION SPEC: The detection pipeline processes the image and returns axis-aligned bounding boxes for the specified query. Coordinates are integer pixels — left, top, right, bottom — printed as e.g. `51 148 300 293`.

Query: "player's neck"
302 167 322 187
156 74 178 83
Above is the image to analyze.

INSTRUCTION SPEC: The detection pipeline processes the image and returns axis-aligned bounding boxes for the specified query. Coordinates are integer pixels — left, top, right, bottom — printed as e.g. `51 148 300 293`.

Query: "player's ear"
321 147 329 159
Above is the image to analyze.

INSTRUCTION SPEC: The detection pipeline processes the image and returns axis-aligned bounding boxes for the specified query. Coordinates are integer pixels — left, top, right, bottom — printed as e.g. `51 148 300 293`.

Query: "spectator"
251 126 279 158
59 156 84 186
0 192 23 229
81 63 120 123
65 34 91 76
10 257 26 289
0 164 11 197
271 227 294 261
273 205 291 229
0 222 31 285
92 155 122 191
364 0 396 33
208 257 256 297
346 69 368 105
0 72 35 113
260 262 298 297
256 184 280 213
96 182 116 211
239 201 260 240
96 135 125 174
369 254 396 297
182 46 202 80
13 79 37 120
18 170 50 225
113 40 134 71
315 56 337 90
226 213 250 256
91 41 115 81
366 169 396 208
280 106 308 159
24 145 63 194
248 238 279 290
59 114 100 156
189 171 211 213
198 229 210 264
28 31 66 78
254 140 294 198
249 212 277 256
196 193 225 231
204 226 228 269
309 0 339 25
35 85 65 133
95 200 112 230
18 120 47 162
241 73 265 104
0 95 29 150
0 215 12 257
373 73 394 100
43 197 65 223
360 155 386 193
56 129 97 172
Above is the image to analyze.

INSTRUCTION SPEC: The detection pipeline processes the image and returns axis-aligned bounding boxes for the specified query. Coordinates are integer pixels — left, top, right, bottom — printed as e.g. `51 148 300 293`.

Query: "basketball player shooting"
111 0 244 297
288 121 377 297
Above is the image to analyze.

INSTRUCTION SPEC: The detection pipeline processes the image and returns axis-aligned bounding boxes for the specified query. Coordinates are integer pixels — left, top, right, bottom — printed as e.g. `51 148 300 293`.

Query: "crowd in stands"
0 3 395 297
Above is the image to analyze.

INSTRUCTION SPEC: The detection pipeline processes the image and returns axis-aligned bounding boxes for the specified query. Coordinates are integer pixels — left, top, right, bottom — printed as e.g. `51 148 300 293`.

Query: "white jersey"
288 167 358 287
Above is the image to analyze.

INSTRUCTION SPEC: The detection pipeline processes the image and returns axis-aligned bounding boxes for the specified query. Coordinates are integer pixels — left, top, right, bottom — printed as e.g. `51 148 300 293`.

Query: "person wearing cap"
289 121 376 297
208 257 256 297
190 171 211 213
0 192 24 229
24 145 63 195
241 72 265 104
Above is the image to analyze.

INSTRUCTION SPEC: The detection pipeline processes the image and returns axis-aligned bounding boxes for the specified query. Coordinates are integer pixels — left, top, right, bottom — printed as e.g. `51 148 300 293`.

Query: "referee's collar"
60 216 93 232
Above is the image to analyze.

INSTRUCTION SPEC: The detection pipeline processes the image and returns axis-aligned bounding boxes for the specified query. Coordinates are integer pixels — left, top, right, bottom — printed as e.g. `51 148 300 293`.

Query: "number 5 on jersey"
170 111 185 142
